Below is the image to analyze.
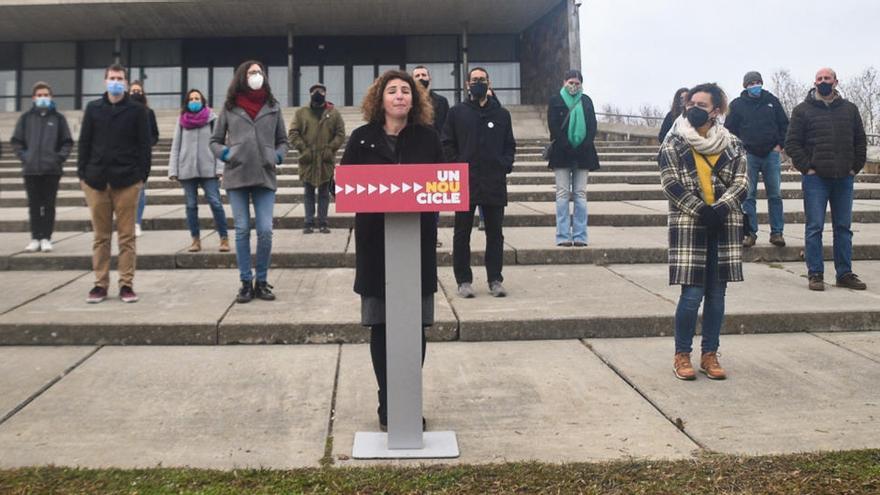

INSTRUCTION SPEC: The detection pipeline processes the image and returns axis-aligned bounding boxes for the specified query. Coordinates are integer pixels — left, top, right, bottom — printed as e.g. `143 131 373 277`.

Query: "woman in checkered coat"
657 83 748 382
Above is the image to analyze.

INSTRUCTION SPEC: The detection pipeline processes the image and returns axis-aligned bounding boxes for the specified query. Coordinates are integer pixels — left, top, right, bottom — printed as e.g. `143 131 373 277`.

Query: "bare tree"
638 103 664 127
839 66 879 135
769 69 809 116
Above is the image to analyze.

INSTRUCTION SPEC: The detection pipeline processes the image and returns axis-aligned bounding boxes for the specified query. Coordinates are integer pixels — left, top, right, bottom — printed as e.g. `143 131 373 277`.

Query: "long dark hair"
181 88 208 114
224 60 277 111
130 80 149 108
670 87 688 116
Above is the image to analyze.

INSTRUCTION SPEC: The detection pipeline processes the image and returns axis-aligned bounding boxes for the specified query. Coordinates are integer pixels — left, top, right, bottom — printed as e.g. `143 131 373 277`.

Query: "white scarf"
673 115 731 155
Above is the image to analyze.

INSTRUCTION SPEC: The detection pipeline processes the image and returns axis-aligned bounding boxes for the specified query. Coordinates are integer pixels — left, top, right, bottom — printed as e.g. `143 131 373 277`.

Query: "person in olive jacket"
785 67 867 291
78 64 152 304
442 67 516 299
340 70 442 432
288 83 345 234
546 69 599 247
11 81 73 253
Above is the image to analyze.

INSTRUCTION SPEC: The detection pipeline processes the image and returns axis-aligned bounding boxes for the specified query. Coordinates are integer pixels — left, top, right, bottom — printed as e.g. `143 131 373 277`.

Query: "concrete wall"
520 1 570 105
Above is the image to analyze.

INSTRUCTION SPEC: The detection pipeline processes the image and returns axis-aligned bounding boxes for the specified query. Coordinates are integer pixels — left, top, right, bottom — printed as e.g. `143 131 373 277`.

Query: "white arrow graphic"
335 184 343 195
345 184 354 194
402 183 411 193
356 184 365 194
368 184 377 194
379 184 388 194
390 183 400 194
413 182 423 193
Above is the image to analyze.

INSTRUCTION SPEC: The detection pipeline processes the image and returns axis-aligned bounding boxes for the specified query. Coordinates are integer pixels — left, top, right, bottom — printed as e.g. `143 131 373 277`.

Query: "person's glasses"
469 77 488 84
247 70 263 76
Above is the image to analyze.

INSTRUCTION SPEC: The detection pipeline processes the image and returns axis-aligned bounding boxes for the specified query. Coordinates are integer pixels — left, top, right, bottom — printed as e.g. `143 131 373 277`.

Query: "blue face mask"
106 80 126 96
34 96 53 109
187 101 203 112
747 85 762 97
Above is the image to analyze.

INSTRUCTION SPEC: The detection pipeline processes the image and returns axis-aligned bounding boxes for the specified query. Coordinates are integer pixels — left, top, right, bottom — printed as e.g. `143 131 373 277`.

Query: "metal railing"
596 112 664 128
867 134 880 146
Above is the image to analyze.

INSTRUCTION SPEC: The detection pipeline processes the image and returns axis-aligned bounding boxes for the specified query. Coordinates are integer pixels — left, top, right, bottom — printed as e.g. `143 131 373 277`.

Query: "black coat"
785 89 867 178
11 106 74 175
658 111 677 142
441 98 516 206
429 90 449 135
77 93 152 189
546 93 600 170
725 89 789 157
340 122 443 298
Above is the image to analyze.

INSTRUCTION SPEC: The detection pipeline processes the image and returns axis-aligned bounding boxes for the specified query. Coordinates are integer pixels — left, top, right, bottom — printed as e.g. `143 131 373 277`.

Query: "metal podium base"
352 431 460 459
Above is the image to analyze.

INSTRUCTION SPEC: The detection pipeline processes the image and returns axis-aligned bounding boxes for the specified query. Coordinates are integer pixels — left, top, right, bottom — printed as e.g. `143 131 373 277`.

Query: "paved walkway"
0 333 878 468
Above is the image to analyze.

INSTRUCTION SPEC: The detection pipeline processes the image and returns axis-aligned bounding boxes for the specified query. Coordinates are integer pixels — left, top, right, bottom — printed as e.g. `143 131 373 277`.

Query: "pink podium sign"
334 163 470 213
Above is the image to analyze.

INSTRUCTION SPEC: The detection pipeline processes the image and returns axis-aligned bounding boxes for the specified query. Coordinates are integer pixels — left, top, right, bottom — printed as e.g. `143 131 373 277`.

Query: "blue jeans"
227 187 275 283
180 178 228 239
742 151 783 235
136 185 146 225
554 168 588 244
674 232 727 354
802 174 854 280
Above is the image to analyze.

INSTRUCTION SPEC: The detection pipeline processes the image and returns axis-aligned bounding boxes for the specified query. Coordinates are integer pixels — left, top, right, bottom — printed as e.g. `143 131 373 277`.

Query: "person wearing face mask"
785 67 868 291
78 64 152 304
658 83 748 381
288 83 345 234
546 69 599 247
169 89 229 253
211 60 288 303
129 81 160 238
442 67 516 298
724 71 789 248
411 65 449 134
659 87 689 143
11 81 74 253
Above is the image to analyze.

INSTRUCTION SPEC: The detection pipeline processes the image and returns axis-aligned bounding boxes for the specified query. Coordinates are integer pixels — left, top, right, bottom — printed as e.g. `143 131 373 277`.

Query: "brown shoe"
219 237 230 252
809 274 825 291
769 233 786 247
187 237 201 253
673 352 696 380
742 234 757 248
836 272 867 290
700 352 726 380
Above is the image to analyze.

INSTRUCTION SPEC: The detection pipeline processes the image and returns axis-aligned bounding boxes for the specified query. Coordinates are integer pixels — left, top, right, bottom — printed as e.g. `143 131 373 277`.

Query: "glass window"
212 67 233 108
323 66 345 107
130 67 181 109
298 66 319 106
406 36 457 62
0 98 15 112
352 65 375 107
468 62 520 89
82 40 128 67
0 70 16 97
186 68 209 95
82 68 107 96
406 63 455 92
22 42 76 69
20 96 75 110
378 64 400 75
491 90 521 105
268 66 289 107
130 40 182 66
21 69 76 96
468 35 517 62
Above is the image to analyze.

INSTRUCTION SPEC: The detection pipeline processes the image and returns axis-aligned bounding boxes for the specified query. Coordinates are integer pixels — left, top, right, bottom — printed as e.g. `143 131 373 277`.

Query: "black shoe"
319 226 331 234
254 281 276 300
237 280 254 303
303 226 314 234
836 272 867 290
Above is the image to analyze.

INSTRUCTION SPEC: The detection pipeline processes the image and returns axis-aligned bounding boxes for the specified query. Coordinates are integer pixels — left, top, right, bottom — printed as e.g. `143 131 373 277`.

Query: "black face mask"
310 92 325 106
686 106 710 128
469 81 488 101
418 79 430 89
130 93 146 104
817 82 834 97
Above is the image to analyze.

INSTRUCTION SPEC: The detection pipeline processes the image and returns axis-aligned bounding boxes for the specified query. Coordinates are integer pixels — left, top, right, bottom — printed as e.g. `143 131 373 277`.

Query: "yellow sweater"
692 150 720 204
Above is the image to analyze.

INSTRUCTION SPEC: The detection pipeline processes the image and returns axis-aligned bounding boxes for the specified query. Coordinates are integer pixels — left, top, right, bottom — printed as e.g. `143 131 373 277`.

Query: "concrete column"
113 33 122 65
461 22 469 101
287 25 295 108
567 0 582 71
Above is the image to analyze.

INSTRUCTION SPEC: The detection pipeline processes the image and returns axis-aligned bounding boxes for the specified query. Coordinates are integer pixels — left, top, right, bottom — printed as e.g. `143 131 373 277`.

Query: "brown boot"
187 237 201 253
219 237 230 252
700 352 727 380
673 352 696 381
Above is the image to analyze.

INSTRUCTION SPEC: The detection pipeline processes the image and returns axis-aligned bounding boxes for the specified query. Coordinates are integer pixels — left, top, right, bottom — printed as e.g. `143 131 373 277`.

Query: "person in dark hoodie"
725 71 789 248
11 81 74 253
442 66 516 298
288 83 345 234
785 67 867 292
129 80 159 237
78 63 152 304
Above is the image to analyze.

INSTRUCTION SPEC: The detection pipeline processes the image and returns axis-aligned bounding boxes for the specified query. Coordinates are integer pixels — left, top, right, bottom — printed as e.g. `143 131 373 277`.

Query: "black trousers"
369 324 426 422
24 175 61 240
453 204 505 284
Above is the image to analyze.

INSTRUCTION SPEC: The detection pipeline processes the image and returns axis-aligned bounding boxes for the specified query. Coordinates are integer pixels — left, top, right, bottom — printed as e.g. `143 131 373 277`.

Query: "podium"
335 163 468 459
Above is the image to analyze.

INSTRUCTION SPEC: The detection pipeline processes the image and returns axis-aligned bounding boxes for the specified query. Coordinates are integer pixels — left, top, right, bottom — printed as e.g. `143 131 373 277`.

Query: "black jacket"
441 98 516 206
546 93 600 170
77 93 152 189
725 89 789 157
429 90 449 135
785 89 867 178
11 106 74 175
340 122 442 298
658 111 677 142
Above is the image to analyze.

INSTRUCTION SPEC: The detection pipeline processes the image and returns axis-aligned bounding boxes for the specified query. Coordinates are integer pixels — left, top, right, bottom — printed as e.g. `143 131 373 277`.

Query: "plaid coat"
658 133 749 286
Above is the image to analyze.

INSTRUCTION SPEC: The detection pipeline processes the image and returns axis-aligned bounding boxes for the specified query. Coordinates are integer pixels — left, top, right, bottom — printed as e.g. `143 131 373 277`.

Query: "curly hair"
225 60 278 111
688 82 728 115
360 70 433 127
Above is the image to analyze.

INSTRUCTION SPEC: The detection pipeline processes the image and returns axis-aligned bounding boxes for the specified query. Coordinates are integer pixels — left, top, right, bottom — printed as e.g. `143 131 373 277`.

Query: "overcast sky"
579 0 878 114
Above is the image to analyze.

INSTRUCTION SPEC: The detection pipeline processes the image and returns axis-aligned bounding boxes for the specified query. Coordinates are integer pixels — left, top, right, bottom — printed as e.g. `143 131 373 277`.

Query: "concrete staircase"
1 108 879 345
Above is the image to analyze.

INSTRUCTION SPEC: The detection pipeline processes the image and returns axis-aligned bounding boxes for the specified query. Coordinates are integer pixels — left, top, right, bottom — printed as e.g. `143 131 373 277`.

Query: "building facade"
0 0 581 111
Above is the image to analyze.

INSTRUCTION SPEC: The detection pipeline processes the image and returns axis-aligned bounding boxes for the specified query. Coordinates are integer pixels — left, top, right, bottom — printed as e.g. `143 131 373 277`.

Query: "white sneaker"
25 239 40 252
39 239 53 252
135 224 143 237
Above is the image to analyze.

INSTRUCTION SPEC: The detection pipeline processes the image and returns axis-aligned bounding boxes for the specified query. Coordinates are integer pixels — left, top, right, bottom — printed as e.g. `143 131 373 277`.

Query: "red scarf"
235 88 267 120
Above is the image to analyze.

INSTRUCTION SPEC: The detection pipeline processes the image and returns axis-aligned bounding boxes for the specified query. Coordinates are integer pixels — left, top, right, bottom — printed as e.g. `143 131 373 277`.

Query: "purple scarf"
179 107 212 129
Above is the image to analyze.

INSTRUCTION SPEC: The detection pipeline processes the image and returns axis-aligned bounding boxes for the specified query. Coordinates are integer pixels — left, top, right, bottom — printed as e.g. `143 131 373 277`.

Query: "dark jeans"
674 232 727 354
369 324 426 422
453 204 505 284
304 181 330 228
802 174 854 280
180 178 228 239
24 174 61 239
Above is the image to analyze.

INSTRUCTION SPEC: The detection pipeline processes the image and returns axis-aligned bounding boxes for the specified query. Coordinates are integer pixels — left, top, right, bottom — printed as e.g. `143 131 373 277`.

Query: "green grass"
1 450 878 494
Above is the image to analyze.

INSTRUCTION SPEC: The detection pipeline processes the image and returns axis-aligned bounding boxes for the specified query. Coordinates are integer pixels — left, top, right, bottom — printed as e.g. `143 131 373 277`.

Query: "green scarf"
559 87 586 148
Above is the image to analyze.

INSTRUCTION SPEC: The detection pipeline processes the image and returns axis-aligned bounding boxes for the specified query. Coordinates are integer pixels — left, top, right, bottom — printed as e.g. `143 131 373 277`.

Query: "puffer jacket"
11 106 73 175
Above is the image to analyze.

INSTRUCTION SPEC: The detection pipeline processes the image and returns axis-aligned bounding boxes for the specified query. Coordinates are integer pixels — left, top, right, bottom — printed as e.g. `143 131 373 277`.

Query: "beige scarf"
673 114 731 155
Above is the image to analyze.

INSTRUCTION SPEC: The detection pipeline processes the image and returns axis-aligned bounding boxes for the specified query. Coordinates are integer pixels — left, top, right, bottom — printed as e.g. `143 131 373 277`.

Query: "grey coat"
210 104 288 191
169 112 223 180
11 106 73 175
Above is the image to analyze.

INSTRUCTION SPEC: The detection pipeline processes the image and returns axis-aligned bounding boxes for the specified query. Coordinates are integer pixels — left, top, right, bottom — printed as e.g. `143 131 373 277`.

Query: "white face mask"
247 74 264 91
